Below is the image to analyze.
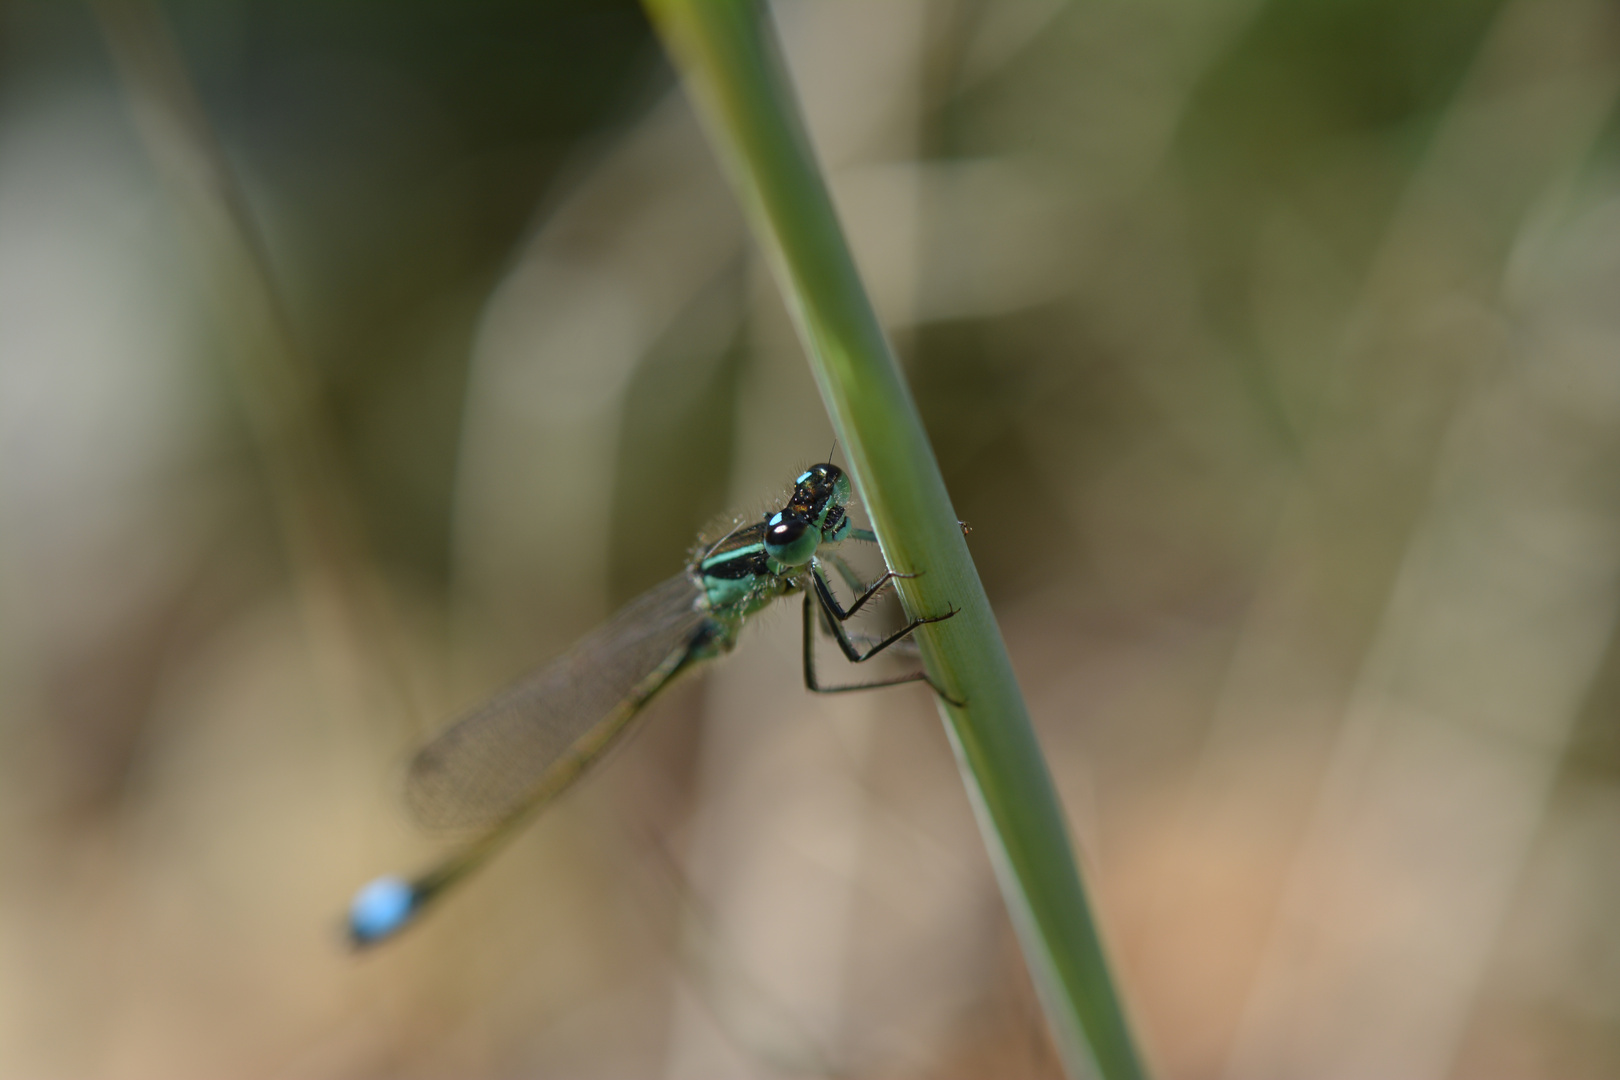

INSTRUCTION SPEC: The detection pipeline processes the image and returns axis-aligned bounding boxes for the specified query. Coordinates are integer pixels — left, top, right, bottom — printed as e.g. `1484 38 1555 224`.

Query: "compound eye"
764 511 817 566
829 468 850 506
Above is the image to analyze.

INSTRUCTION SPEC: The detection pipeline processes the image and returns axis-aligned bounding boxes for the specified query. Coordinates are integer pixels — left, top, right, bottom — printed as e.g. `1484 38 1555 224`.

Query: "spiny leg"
802 591 943 696
813 597 917 657
829 626 922 657
823 536 927 641
811 568 952 655
847 523 968 544
812 561 922 622
813 553 885 645
821 551 868 596
804 575 963 703
812 562 919 655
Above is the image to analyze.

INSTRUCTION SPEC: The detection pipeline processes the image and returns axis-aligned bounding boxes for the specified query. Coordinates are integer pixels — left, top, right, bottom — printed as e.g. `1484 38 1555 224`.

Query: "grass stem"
642 4 1147 1077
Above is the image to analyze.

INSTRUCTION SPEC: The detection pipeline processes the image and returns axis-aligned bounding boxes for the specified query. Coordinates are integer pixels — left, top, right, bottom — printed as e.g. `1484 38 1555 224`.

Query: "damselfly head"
790 463 852 540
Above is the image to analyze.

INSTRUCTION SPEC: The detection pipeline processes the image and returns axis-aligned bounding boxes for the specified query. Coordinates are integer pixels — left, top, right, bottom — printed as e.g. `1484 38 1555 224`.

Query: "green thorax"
689 462 856 656
693 521 801 633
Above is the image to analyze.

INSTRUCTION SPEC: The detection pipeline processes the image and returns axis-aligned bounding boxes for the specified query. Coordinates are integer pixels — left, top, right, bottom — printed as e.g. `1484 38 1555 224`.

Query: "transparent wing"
406 573 710 830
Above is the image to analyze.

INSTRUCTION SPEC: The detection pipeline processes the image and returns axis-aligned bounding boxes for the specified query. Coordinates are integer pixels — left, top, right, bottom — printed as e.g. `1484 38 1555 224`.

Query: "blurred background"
2 0 1619 1076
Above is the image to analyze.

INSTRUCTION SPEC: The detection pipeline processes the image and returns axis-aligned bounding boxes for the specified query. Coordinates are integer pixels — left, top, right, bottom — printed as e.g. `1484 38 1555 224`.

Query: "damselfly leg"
802 566 960 702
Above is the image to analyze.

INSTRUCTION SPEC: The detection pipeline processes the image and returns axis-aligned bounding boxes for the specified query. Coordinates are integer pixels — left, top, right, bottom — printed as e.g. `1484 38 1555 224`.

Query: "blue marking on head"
348 875 417 946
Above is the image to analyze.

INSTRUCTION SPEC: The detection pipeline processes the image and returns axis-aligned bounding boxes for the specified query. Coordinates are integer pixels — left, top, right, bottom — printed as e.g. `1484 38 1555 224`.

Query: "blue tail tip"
348 875 417 947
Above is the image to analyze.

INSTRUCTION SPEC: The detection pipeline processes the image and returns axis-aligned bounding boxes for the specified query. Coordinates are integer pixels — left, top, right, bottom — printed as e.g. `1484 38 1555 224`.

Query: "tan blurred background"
3 0 1620 1076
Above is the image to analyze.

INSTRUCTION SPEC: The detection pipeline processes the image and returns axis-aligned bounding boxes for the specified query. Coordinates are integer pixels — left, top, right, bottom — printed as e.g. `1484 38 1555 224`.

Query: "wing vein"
405 574 709 829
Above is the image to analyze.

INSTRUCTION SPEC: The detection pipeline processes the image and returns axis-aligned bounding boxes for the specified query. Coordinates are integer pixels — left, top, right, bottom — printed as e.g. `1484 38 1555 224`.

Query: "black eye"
764 511 817 565
768 513 807 542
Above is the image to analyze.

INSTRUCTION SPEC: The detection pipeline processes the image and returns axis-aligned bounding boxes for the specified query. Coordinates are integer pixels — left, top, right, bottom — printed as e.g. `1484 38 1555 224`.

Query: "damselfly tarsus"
347 462 957 946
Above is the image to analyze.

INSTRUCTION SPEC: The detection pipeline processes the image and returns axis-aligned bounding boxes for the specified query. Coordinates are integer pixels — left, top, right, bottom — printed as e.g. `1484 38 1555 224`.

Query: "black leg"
821 552 868 596
813 563 921 622
812 568 953 653
812 559 918 657
801 579 964 704
828 626 922 656
803 593 953 697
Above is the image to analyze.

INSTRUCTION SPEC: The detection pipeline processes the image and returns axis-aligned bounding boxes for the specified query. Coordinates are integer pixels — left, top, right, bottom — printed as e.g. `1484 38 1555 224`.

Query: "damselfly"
347 462 956 946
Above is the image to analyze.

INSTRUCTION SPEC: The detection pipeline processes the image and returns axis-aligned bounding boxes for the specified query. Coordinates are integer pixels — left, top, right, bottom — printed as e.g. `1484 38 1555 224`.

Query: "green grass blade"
641 4 1147 1077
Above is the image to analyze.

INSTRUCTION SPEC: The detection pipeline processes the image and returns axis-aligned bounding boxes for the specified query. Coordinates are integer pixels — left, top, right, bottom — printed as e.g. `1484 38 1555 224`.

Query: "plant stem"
641 4 1147 1078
